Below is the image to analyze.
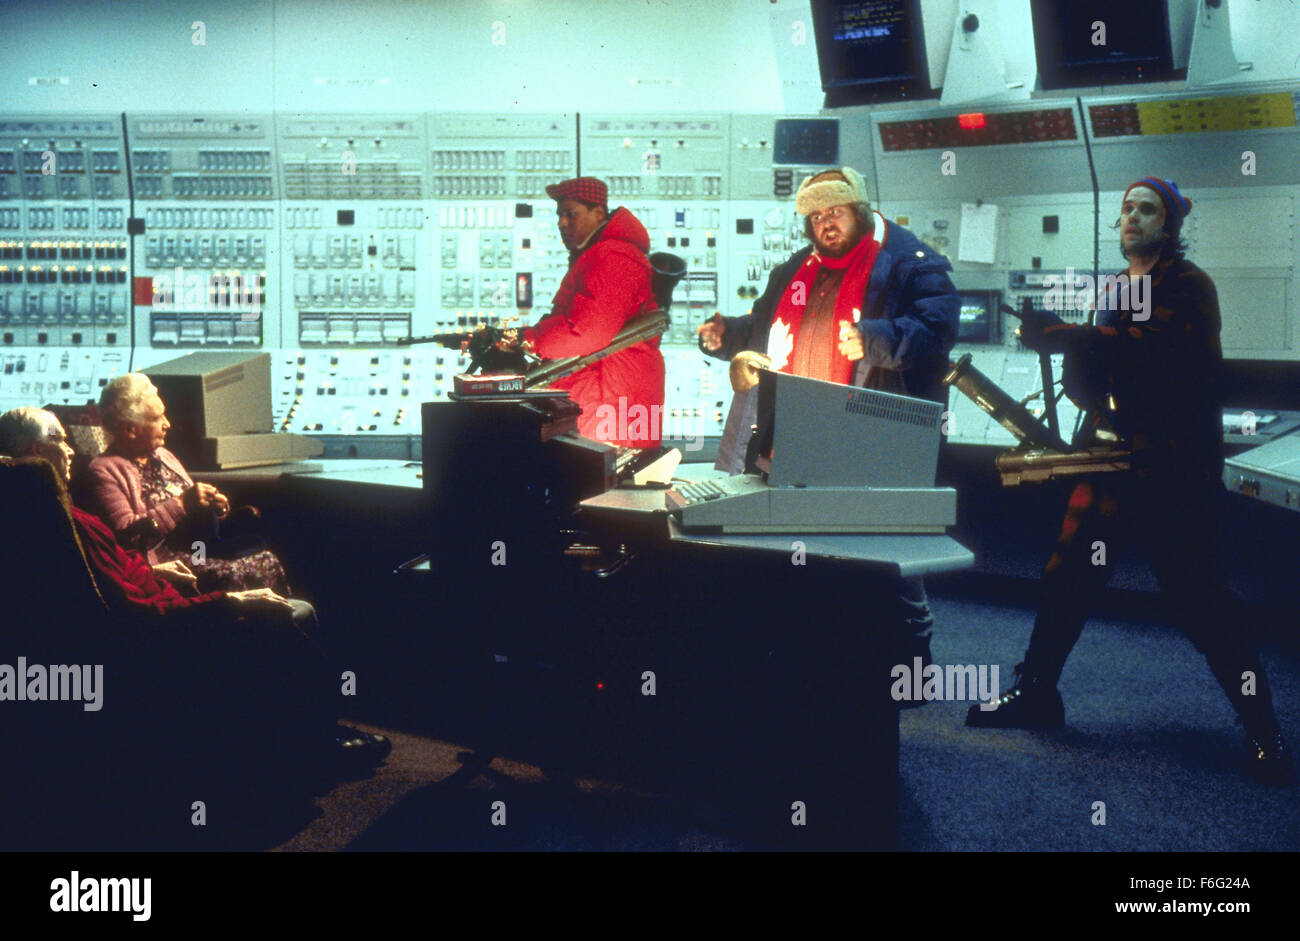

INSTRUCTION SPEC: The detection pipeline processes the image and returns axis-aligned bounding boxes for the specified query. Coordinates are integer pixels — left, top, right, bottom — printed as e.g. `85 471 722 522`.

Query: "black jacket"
1063 255 1224 477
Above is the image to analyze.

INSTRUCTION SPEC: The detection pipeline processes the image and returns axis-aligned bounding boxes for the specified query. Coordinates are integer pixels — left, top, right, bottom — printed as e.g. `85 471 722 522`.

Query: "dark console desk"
393 478 973 849
194 457 975 849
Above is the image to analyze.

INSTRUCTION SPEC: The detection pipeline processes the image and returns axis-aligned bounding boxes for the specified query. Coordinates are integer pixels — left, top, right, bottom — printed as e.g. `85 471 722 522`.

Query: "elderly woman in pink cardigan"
86 372 291 594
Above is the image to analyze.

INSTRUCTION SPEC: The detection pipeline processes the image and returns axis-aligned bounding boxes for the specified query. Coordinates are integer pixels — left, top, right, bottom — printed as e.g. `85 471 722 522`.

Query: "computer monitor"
746 371 944 488
774 119 840 166
811 0 935 107
956 290 1000 343
142 352 272 466
1031 0 1182 90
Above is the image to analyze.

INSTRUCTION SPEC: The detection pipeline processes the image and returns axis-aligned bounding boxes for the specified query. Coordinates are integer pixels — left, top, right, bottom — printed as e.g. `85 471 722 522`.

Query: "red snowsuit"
522 207 664 448
71 504 228 616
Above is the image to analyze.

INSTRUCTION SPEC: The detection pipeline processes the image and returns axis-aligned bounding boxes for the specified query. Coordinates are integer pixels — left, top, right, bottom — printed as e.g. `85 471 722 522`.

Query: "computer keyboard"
669 478 732 505
665 474 957 533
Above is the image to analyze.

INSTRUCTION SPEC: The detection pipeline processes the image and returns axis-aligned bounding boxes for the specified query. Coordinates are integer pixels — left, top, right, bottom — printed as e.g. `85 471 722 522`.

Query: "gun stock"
524 309 670 388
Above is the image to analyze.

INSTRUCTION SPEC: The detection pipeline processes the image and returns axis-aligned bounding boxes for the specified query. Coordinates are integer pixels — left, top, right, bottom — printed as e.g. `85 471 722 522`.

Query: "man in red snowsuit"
521 177 665 448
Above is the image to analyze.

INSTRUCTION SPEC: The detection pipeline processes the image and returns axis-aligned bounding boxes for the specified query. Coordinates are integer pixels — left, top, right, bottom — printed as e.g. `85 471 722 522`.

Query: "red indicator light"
596 682 605 690
958 113 986 130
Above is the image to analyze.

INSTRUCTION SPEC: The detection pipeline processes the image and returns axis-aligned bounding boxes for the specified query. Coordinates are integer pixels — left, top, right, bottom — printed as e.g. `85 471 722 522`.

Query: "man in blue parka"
697 167 960 701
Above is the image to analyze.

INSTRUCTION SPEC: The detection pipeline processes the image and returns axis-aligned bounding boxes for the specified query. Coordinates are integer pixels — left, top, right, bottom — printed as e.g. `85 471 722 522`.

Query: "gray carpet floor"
275 588 1298 852
902 593 1299 851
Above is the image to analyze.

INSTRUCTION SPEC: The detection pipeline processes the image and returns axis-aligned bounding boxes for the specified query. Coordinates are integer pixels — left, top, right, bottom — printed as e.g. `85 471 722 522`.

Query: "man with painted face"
696 167 960 699
966 178 1292 785
518 177 664 448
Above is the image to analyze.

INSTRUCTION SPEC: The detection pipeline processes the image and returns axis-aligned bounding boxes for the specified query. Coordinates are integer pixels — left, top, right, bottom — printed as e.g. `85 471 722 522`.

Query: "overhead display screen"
1031 0 1183 89
812 0 935 107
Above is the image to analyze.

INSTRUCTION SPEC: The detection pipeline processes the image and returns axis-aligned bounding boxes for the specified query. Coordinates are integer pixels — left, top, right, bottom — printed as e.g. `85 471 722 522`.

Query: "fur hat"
795 167 871 217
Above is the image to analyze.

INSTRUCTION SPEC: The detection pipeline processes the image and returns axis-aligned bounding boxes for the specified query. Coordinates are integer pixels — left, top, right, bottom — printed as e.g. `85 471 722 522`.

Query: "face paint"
1119 186 1167 257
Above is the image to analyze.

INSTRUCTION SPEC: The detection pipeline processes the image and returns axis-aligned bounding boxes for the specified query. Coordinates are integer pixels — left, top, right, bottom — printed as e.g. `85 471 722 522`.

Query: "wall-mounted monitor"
773 119 840 165
955 290 1000 343
1030 0 1183 90
811 0 936 107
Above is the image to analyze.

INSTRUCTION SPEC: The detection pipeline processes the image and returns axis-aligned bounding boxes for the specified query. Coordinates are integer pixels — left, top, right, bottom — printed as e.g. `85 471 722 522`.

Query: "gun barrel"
942 354 1070 452
395 333 468 349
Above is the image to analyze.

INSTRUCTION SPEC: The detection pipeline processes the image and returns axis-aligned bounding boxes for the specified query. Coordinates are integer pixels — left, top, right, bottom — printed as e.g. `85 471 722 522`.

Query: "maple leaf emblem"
768 317 794 371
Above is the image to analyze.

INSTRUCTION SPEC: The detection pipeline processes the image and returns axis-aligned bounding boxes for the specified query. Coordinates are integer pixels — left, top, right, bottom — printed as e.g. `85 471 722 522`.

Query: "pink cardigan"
86 447 194 562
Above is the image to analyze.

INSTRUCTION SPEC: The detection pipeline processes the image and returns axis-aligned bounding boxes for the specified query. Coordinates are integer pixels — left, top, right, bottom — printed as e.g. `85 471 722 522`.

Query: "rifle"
398 324 530 375
943 354 1130 486
523 309 669 387
399 309 671 386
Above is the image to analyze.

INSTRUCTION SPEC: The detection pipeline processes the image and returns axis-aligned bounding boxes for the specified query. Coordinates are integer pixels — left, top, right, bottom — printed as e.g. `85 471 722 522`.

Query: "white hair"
98 372 159 433
0 406 58 456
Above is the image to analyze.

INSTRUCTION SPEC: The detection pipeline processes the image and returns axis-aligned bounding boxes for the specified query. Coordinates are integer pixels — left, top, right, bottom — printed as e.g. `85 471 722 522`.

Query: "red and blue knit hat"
1124 178 1192 236
545 176 608 209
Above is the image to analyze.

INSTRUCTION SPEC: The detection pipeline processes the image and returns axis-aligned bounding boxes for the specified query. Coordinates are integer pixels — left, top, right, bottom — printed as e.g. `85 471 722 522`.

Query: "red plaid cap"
545 176 608 208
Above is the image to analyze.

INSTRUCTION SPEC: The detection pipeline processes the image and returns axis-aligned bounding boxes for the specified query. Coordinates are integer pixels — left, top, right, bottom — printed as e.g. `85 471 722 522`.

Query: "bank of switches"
275 349 448 434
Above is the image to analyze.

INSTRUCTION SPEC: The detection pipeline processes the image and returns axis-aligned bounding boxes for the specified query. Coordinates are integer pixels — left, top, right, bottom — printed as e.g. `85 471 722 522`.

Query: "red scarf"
767 221 882 386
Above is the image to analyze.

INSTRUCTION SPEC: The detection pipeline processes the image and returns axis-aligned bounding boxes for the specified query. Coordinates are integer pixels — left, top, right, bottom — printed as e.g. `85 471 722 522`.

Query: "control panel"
129 114 277 349
5 103 1296 459
428 113 574 345
579 114 730 442
274 115 428 353
0 116 131 353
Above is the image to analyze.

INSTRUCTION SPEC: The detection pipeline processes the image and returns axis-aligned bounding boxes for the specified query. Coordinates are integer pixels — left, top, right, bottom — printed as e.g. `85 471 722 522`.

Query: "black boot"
1199 646 1294 786
966 662 1064 729
1244 720 1294 786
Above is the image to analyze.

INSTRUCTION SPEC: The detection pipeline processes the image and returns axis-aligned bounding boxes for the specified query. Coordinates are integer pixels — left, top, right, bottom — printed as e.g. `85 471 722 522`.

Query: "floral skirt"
159 545 292 596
